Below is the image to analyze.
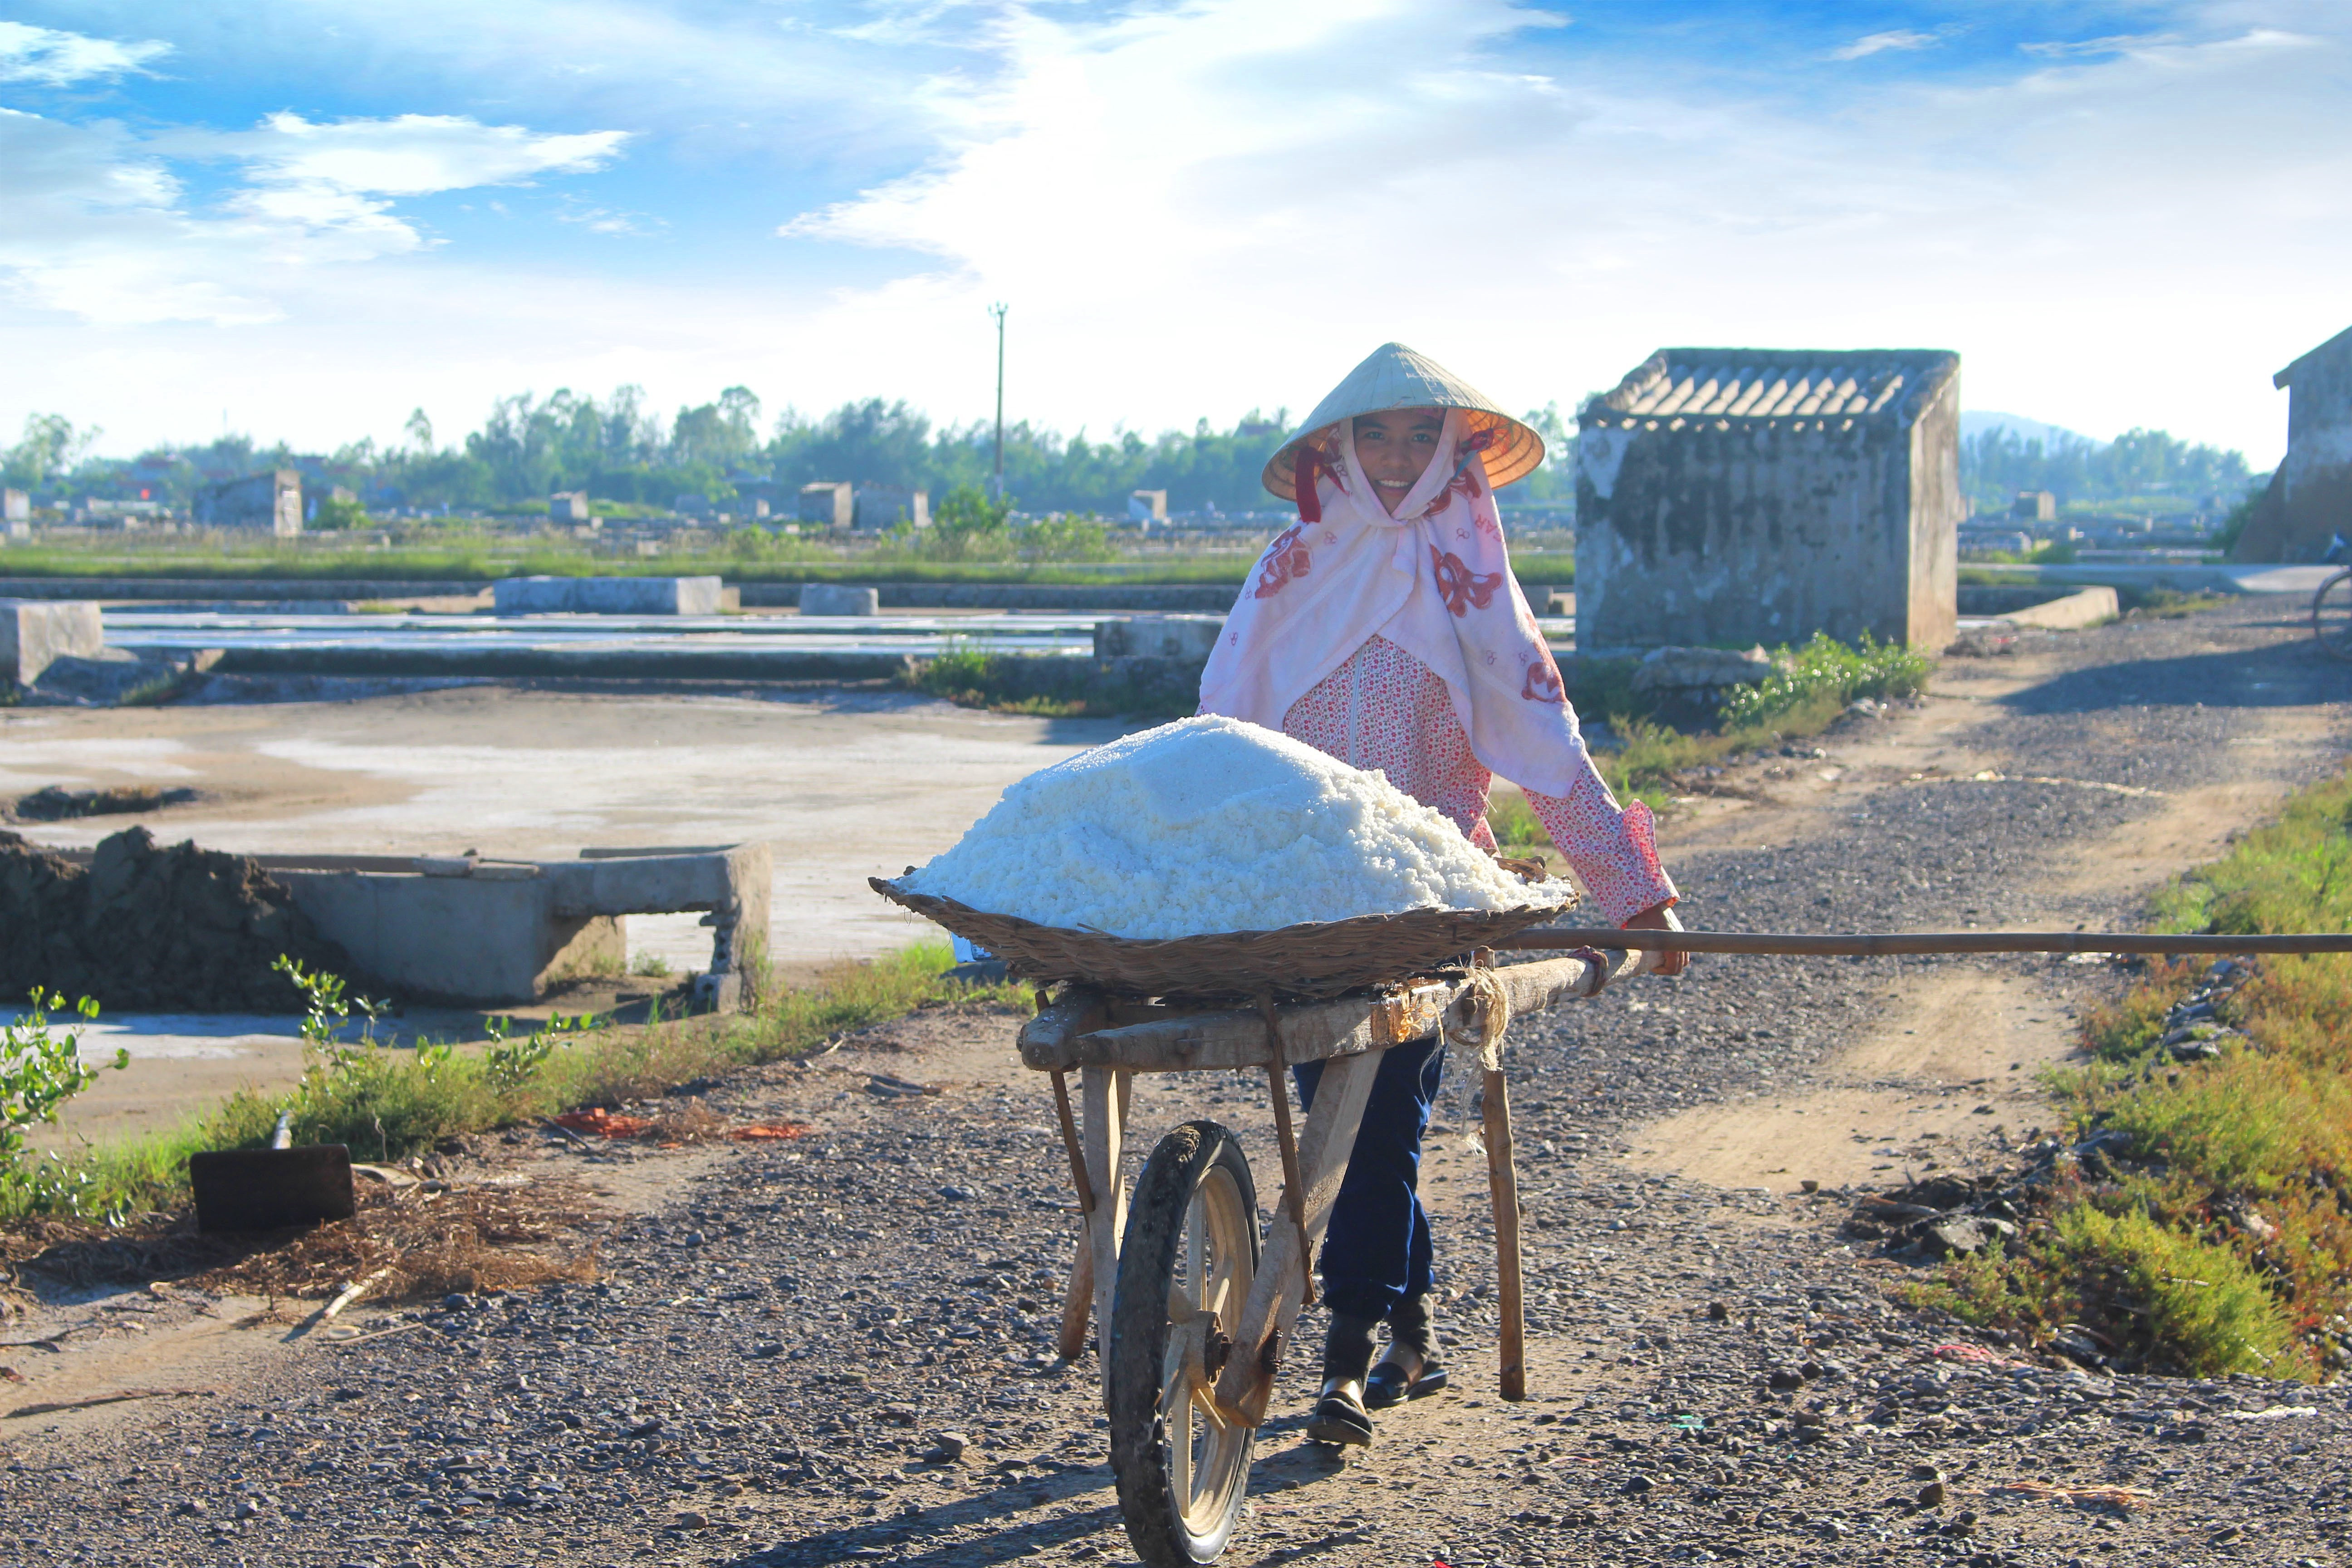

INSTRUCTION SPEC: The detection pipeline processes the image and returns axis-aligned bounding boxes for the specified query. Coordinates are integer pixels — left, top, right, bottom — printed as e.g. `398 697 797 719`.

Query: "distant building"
798 482 854 530
550 491 590 523
2232 323 2352 563
852 485 928 530
1575 348 1961 650
2 490 26 523
2012 490 2057 522
194 469 302 536
1128 489 1168 524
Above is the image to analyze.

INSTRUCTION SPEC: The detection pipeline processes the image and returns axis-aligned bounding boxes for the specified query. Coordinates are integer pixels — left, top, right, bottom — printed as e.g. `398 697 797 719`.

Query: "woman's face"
1351 408 1446 505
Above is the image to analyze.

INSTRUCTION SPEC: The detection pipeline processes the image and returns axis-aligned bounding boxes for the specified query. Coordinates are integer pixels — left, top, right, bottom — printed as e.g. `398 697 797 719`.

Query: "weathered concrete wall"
1576 350 1960 650
194 470 302 536
1093 615 1223 660
800 583 880 616
2234 323 2352 564
493 575 725 615
268 843 770 1009
1906 378 1963 651
0 598 103 684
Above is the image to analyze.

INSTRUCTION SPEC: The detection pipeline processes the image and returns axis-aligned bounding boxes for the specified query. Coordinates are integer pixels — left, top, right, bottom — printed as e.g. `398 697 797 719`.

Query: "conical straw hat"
1261 343 1545 501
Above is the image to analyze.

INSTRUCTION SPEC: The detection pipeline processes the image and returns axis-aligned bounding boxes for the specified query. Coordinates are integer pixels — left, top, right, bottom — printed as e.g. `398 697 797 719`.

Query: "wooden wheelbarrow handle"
1498 929 2352 957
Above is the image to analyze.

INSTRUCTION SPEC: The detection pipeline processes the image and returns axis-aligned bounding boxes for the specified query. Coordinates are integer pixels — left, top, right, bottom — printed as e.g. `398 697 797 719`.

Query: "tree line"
5 391 2256 520
1959 425 2258 513
4 387 1577 518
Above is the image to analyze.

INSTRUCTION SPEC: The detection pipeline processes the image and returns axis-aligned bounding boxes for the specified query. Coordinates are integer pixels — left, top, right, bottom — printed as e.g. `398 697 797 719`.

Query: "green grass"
1928 764 2352 1380
897 647 1201 720
0 535 1576 590
0 942 1026 1226
1502 633 1934 820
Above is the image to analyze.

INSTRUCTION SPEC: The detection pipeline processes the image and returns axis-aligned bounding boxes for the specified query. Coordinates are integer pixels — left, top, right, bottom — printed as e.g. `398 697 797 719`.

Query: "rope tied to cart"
1442 956 1515 1156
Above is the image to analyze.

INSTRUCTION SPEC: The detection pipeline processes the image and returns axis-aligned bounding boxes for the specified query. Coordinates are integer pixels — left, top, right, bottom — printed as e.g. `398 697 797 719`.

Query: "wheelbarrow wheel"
1110 1120 1260 1567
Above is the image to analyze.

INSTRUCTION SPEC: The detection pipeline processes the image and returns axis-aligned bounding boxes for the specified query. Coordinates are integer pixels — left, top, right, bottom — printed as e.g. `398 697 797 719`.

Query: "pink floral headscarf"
1199 409 1594 798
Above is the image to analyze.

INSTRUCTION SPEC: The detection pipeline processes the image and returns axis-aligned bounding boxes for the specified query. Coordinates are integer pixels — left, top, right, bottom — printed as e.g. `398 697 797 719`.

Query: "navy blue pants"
1292 1036 1444 1323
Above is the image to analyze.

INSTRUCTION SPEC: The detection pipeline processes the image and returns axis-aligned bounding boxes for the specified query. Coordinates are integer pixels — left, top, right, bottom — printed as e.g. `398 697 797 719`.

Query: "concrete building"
799 481 854 529
1129 489 1169 524
1574 348 1961 651
550 490 590 522
852 485 928 530
2012 490 2057 522
2231 323 2352 563
2 490 26 523
194 469 302 536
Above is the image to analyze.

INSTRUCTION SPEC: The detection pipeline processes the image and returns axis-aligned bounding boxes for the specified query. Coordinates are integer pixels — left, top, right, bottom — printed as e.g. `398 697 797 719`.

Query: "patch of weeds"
1716 632 1933 731
2119 587 2230 618
898 646 1196 720
0 992 127 1221
1918 763 2352 1380
6 941 1022 1225
118 668 196 707
629 951 672 978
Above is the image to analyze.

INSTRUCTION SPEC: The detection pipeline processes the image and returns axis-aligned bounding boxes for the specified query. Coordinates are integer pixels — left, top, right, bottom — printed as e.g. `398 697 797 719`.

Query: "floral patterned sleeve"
1525 768 1676 926
1283 636 1676 925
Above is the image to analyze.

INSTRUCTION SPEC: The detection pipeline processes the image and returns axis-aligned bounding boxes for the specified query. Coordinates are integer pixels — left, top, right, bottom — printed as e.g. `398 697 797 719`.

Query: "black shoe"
1363 1348 1449 1409
1305 1378 1374 1446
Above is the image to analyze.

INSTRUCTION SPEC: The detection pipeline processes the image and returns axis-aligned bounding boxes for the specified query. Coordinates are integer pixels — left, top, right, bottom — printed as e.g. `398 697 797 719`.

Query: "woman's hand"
1623 902 1687 977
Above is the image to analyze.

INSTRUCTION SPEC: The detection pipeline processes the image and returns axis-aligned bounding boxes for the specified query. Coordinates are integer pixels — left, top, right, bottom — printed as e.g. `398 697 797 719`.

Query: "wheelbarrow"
1017 942 1655 1567
877 867 2352 1568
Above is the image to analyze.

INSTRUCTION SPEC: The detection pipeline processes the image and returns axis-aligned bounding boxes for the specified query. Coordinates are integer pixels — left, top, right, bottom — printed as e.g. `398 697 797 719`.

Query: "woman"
1198 342 1683 1446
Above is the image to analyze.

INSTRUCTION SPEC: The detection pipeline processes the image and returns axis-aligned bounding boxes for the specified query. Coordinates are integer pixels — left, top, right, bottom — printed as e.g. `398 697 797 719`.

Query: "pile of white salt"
900 715 1571 939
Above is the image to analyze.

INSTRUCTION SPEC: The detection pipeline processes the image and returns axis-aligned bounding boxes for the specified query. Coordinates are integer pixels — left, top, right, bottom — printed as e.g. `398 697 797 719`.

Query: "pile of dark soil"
0 827 354 1011
10 784 200 822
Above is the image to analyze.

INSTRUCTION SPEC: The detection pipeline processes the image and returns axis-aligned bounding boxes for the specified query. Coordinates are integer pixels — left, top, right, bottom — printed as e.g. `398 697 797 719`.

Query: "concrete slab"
2004 585 2119 630
1 599 103 684
799 583 880 616
1093 615 1223 659
493 575 724 616
0 687 1133 972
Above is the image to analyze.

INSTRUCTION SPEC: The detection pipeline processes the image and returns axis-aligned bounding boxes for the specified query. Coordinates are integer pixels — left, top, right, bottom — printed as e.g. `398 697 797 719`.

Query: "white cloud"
3 0 2346 469
0 20 170 84
198 112 626 197
1832 29 1942 61
758 0 2351 465
0 110 628 323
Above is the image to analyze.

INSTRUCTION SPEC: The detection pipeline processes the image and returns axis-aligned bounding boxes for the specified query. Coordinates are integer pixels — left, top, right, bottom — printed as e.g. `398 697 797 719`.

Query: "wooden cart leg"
1056 1227 1095 1363
1211 1046 1387 1427
1049 1069 1099 1364
1080 1064 1132 1404
1482 1066 1527 1401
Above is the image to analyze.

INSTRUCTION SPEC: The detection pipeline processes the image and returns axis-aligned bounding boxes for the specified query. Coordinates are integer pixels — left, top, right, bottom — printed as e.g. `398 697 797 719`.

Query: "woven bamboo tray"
871 876 1575 1000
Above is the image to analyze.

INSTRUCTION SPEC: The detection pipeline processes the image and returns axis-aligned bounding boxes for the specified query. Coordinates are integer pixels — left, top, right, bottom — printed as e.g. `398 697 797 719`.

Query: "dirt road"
5 596 2351 1568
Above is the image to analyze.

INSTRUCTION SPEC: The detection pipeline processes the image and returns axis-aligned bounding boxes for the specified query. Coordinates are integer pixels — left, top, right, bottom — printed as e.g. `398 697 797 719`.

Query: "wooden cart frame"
1018 945 1655 1427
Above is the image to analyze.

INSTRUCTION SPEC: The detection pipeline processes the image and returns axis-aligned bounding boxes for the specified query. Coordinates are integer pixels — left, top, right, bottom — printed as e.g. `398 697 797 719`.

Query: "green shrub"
0 992 126 1217
1933 763 2352 1379
1717 632 1933 730
312 495 369 530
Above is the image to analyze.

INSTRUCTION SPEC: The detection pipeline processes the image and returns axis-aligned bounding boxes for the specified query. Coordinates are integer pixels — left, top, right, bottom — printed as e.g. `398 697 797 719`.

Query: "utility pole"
988 301 1008 497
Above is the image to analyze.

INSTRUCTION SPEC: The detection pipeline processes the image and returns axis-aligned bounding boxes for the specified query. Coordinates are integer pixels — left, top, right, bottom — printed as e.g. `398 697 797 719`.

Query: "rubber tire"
1109 1120 1260 1567
2315 572 2352 662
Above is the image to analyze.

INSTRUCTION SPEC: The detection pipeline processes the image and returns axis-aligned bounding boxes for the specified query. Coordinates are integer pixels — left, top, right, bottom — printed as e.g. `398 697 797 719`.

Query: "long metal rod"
1497 928 2352 957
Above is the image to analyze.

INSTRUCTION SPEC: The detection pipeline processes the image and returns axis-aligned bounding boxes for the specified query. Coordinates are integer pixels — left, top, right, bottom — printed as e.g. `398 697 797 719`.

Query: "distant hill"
1960 410 2100 450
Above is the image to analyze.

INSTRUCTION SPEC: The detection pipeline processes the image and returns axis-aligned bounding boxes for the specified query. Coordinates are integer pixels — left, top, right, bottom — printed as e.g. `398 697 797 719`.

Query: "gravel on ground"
4 596 2349 1568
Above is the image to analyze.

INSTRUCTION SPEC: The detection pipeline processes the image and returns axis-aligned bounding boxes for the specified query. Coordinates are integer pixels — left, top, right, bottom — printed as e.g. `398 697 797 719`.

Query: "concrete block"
799 583 881 616
1629 644 1776 693
492 575 724 616
266 842 769 1008
0 599 104 685
1093 615 1225 660
2002 585 2118 630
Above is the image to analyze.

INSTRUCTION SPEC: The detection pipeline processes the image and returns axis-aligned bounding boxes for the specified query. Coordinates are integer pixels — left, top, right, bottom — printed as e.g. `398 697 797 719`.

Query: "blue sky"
2 1 2346 466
